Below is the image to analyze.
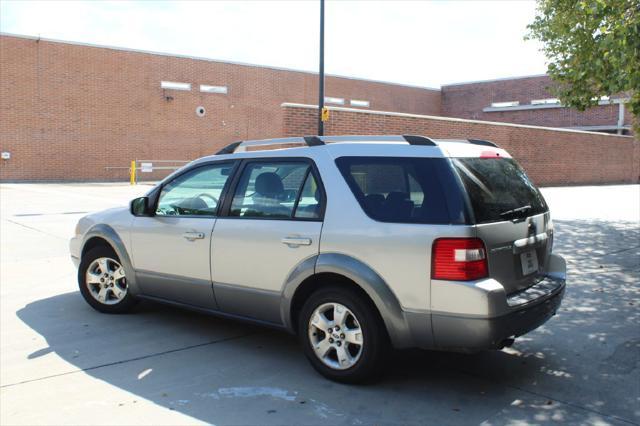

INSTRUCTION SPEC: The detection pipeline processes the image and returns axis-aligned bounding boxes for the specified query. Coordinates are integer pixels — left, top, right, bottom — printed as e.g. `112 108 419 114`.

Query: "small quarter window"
294 172 321 219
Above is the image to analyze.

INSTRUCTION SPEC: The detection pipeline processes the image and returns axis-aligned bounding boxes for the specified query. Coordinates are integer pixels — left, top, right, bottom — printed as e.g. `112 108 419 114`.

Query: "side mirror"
130 196 152 216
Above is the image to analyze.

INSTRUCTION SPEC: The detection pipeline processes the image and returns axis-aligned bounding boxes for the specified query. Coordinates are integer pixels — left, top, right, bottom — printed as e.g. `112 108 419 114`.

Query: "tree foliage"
526 0 640 132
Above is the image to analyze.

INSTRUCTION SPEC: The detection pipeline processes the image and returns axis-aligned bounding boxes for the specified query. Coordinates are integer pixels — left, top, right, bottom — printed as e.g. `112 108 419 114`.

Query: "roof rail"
303 136 324 146
318 135 435 146
403 135 437 146
215 137 310 155
468 139 499 148
215 134 437 155
215 141 243 155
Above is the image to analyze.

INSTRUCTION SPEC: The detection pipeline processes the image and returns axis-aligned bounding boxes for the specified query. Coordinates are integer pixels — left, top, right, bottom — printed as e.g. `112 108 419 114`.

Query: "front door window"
156 164 234 217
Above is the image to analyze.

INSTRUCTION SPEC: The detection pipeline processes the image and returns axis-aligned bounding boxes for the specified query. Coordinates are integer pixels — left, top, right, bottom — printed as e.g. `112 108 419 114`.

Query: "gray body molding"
82 224 140 295
281 252 416 348
280 255 320 330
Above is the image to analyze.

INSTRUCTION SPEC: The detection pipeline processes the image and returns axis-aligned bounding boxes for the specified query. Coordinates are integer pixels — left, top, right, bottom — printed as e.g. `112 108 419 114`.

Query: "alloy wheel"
85 257 127 305
308 302 364 370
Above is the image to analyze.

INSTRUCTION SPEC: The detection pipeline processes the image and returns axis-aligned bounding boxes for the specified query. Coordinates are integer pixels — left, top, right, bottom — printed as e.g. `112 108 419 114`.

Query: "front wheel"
78 246 137 314
298 286 389 383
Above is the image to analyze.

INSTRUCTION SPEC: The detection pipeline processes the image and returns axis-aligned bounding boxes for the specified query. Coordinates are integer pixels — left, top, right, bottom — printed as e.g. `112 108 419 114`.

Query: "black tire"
78 245 137 314
298 285 389 383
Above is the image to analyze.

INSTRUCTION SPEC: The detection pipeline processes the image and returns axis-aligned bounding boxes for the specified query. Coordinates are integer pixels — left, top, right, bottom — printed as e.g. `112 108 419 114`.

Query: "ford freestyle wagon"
70 135 566 382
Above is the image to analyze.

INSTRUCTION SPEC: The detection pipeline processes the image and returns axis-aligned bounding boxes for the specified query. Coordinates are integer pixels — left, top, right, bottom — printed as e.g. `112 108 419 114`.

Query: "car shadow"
13 218 640 425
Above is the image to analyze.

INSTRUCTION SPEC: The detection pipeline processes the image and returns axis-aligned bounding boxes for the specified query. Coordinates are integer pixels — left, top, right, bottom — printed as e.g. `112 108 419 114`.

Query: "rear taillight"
432 238 488 281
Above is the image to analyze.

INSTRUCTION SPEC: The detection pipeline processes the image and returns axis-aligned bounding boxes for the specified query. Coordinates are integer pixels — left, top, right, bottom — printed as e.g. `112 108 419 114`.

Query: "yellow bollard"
130 160 136 185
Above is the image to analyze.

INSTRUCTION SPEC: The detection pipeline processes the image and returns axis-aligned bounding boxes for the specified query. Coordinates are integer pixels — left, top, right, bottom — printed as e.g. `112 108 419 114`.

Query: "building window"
531 98 560 105
350 99 370 108
591 96 610 103
200 85 228 94
325 97 345 105
490 101 519 108
160 81 191 91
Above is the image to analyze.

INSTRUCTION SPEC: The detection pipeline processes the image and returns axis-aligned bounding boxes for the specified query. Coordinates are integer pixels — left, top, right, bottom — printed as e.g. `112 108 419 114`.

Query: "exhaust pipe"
500 337 515 348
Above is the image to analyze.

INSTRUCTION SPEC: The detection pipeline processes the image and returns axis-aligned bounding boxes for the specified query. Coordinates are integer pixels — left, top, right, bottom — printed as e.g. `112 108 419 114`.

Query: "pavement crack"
3 218 67 240
0 332 259 389
605 244 640 256
13 211 89 217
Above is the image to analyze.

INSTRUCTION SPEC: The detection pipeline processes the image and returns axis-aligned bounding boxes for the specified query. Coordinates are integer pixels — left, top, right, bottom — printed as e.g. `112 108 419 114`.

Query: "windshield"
452 157 548 224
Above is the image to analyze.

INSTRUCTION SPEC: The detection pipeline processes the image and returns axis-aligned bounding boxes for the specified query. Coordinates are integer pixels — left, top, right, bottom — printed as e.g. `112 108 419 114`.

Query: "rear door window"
229 161 323 220
335 157 462 224
452 157 548 224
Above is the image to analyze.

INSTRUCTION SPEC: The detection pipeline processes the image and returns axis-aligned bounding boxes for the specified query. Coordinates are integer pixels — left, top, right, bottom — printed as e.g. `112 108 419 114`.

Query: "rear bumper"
431 277 565 350
421 253 566 351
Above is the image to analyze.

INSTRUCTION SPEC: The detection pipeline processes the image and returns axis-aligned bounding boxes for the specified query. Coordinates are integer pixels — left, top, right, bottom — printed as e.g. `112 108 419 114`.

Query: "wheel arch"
281 253 413 348
82 236 113 258
81 224 140 295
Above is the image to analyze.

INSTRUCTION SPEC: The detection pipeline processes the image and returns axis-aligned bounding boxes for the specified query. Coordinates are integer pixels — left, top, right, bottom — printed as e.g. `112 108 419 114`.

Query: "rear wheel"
78 246 137 314
298 286 388 383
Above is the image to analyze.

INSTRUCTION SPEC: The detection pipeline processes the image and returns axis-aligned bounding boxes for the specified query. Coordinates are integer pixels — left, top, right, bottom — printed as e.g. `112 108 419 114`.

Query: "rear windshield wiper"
499 204 532 219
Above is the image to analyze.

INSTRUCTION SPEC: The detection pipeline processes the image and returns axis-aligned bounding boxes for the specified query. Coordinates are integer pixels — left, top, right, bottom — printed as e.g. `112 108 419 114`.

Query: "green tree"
526 0 640 133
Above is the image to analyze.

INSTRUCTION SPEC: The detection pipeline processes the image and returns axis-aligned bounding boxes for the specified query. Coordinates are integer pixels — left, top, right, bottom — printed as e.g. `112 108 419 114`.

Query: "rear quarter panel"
315 152 475 312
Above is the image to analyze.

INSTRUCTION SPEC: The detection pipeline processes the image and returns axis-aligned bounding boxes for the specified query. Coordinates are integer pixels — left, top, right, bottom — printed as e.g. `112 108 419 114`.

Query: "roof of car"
195 135 511 164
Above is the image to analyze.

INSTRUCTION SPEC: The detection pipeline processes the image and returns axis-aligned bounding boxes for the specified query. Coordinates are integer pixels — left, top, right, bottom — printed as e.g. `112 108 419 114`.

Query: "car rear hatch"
451 156 553 294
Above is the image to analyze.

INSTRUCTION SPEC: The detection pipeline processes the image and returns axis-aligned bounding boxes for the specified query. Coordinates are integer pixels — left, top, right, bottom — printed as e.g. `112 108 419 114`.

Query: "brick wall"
1 33 637 184
441 75 633 132
0 34 440 181
282 104 639 186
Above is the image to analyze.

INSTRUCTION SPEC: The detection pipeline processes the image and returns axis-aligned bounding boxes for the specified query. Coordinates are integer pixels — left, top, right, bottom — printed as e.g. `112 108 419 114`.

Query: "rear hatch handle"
512 232 548 254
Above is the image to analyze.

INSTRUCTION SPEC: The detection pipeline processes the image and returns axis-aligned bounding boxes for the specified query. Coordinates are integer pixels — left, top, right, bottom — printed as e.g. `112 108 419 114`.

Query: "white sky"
0 0 548 88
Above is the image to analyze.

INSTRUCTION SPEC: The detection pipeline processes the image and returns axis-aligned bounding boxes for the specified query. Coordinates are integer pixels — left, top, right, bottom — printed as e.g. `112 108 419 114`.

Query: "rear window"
452 157 548 224
335 157 467 224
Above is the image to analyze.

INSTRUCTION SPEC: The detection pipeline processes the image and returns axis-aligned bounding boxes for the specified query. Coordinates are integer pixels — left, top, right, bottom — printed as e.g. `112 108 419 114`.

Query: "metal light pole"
317 0 325 136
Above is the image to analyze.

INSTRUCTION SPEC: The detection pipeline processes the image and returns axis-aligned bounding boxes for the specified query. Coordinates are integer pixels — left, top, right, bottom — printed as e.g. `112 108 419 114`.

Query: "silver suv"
70 135 566 382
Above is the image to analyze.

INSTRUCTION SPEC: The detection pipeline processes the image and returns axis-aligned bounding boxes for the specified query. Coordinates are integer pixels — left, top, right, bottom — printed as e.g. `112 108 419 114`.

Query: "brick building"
0 33 637 184
441 75 633 135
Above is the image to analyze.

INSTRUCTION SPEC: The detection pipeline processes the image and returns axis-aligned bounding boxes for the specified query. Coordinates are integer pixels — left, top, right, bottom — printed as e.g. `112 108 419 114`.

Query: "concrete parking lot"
1 182 638 426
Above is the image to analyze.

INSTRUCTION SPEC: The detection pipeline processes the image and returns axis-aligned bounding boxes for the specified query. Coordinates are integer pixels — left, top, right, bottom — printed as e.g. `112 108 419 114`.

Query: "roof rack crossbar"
468 139 499 148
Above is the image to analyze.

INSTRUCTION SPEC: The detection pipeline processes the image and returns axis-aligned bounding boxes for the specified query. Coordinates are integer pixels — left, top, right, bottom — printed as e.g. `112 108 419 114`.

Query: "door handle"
183 231 205 241
281 237 312 246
